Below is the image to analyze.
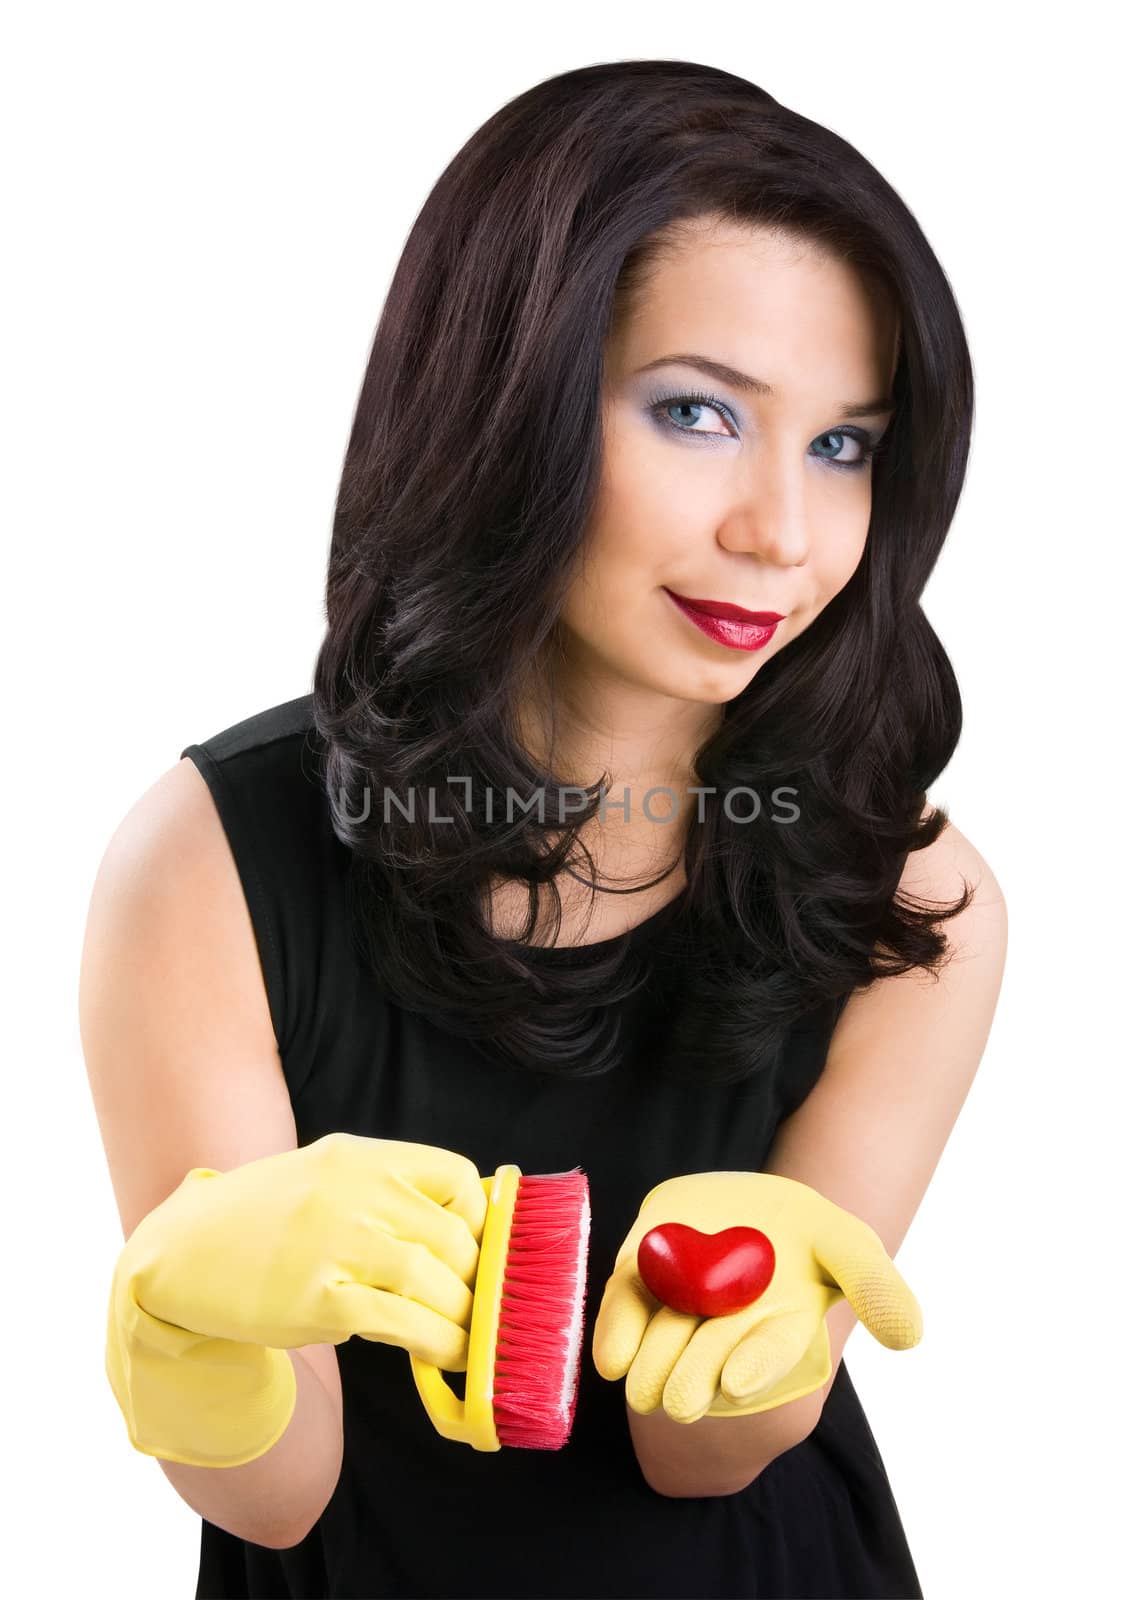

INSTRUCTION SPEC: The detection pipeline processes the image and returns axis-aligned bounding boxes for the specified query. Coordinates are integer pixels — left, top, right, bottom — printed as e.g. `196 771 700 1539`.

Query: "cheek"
599 424 693 535
593 468 700 581
556 531 627 643
556 504 666 650
583 470 672 580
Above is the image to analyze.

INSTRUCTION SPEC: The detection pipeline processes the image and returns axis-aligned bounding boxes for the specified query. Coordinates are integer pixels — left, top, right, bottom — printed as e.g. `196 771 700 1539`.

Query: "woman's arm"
628 818 1009 1497
82 760 343 1544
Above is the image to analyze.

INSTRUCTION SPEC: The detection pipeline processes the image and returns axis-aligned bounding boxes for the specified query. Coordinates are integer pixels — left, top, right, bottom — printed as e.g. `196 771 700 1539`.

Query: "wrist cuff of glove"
703 1368 828 1418
106 1291 298 1469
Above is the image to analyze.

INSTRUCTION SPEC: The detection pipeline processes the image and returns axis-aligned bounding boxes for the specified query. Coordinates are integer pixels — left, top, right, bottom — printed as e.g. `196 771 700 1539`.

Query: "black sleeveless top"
180 695 923 1600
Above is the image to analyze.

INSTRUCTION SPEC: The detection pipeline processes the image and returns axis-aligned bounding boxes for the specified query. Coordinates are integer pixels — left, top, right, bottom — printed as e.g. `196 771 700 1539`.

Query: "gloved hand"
592 1171 922 1424
105 1131 487 1468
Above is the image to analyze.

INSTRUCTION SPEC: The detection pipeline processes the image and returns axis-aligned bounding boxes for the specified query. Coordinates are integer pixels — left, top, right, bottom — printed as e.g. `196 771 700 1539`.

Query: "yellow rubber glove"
105 1131 487 1468
592 1171 922 1424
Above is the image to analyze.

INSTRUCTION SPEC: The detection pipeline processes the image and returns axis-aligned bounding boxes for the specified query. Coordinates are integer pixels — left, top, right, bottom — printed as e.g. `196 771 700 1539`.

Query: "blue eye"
809 430 881 474
647 389 736 440
645 388 887 474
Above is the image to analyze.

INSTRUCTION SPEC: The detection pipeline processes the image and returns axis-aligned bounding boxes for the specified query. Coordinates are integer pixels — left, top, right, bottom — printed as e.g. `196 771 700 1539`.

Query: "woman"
82 58 1008 1599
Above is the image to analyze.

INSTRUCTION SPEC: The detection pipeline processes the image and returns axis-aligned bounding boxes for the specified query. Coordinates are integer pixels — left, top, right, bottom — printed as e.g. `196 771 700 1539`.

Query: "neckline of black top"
520 883 689 959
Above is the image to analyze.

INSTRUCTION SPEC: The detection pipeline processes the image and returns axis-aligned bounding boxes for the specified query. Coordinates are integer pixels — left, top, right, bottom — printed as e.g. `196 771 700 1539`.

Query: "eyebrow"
634 353 895 419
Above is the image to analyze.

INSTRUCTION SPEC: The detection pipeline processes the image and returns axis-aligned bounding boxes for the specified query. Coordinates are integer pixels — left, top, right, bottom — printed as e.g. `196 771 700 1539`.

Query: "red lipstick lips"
664 589 785 653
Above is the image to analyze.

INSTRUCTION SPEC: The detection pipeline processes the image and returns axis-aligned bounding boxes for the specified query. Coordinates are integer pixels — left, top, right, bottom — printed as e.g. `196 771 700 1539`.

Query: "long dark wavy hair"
311 58 975 1086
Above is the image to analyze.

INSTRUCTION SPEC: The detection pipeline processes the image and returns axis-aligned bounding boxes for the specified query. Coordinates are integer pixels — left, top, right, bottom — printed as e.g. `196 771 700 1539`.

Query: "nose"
716 450 811 568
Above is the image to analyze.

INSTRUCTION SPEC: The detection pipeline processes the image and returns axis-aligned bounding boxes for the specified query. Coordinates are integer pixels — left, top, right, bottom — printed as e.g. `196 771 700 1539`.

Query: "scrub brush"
409 1163 590 1451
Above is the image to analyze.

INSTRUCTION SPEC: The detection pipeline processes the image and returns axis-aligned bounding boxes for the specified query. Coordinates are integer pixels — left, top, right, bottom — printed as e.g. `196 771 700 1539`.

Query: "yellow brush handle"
409 1163 520 1451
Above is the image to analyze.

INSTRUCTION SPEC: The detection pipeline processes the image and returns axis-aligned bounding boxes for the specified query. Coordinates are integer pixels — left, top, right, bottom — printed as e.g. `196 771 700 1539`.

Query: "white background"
3 3 1125 1596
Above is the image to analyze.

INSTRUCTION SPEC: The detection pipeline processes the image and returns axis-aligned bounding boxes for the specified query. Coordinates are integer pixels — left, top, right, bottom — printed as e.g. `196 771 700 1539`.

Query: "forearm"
157 1349 343 1549
627 1300 858 1498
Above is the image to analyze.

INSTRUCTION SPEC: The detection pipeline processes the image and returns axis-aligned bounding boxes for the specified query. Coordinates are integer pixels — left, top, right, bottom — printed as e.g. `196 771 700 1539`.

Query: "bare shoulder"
80 755 292 1233
899 805 1008 963
908 806 1011 921
83 755 251 962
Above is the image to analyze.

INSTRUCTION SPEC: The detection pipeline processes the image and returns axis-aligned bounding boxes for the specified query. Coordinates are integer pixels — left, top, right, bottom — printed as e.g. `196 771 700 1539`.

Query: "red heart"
637 1222 775 1317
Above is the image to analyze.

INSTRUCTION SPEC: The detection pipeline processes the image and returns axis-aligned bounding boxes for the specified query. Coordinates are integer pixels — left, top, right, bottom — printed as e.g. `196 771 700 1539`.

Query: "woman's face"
557 217 900 717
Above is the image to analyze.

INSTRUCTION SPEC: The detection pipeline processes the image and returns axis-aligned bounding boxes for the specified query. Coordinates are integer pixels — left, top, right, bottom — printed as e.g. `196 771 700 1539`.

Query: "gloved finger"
718 1308 818 1403
705 1324 830 1417
319 1133 489 1257
356 1225 478 1329
658 1309 779 1424
624 1306 700 1415
380 1174 484 1286
335 1283 472 1371
591 1262 659 1381
813 1213 923 1349
381 1139 490 1248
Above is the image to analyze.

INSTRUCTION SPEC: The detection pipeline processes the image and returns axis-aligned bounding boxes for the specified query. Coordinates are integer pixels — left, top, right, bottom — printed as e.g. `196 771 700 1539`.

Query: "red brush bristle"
491 1169 591 1451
